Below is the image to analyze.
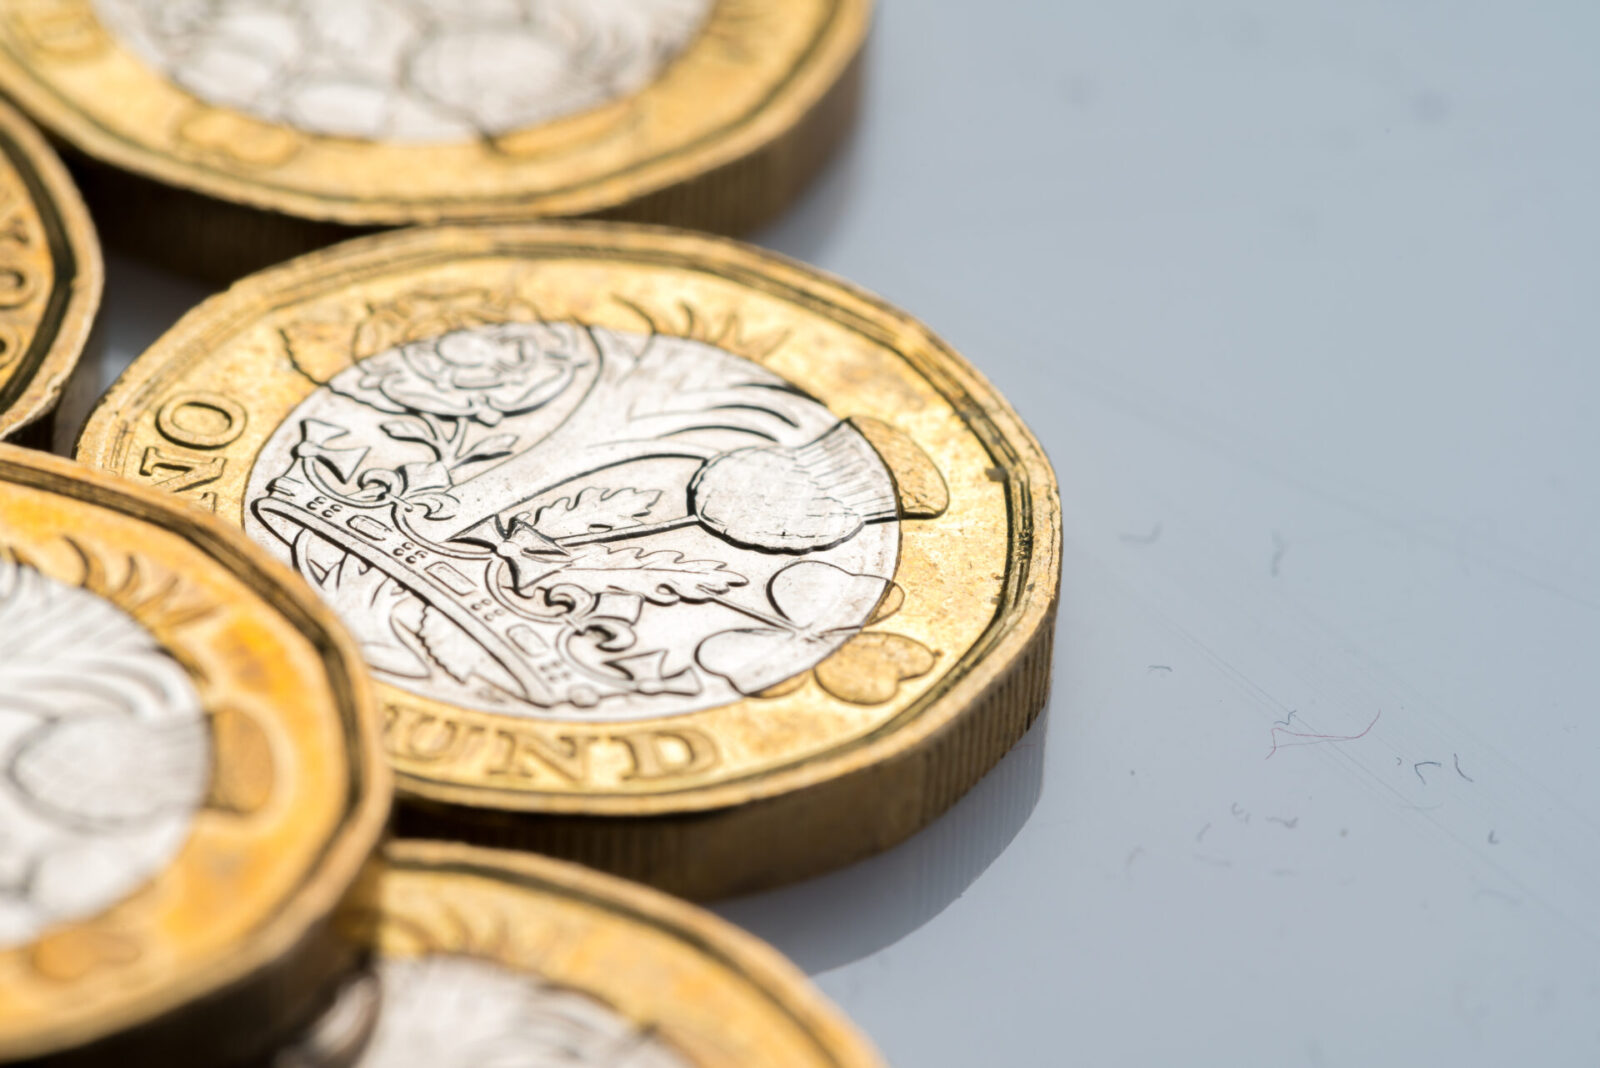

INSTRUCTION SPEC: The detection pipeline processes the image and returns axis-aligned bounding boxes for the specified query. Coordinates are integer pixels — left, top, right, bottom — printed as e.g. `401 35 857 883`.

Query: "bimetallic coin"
77 222 1061 898
277 840 882 1068
0 96 99 440
0 446 389 1067
0 1 867 276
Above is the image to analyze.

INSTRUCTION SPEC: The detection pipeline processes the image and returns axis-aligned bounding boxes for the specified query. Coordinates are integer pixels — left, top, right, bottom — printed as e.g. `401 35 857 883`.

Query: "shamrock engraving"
742 582 939 706
695 561 893 696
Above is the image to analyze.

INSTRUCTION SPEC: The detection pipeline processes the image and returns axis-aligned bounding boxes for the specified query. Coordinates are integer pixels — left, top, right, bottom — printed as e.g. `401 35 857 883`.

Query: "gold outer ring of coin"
279 839 882 1067
0 446 390 1067
0 94 100 440
0 1 869 279
76 220 1061 899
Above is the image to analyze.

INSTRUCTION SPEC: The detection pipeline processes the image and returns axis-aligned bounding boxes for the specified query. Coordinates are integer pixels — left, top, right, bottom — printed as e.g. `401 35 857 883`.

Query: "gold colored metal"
76 222 1061 898
0 95 99 439
0 1 867 277
0 446 389 1067
279 839 882 1067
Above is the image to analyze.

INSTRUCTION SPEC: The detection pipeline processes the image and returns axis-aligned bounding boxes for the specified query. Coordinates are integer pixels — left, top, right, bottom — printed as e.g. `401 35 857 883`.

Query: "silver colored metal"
91 0 717 142
0 558 208 949
280 956 690 1068
243 323 901 722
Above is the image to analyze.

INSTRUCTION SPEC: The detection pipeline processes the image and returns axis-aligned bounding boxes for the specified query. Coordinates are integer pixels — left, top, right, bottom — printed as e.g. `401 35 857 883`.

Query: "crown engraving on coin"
246 309 903 722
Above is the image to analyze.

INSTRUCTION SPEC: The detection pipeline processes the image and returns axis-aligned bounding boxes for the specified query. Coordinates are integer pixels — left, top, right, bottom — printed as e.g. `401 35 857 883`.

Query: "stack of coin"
0 4 1061 1064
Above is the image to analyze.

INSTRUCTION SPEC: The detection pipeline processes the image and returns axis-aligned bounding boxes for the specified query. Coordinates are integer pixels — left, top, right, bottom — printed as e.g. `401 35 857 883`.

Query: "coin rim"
0 1 870 227
0 94 100 440
375 838 884 1067
0 445 391 1062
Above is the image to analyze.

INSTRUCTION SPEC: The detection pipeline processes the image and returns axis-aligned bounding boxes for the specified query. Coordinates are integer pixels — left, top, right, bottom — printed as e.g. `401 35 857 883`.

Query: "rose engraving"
338 323 588 425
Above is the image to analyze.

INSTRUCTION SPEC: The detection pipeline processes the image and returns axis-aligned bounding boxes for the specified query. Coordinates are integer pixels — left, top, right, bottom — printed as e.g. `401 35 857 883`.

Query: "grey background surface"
92 2 1600 1065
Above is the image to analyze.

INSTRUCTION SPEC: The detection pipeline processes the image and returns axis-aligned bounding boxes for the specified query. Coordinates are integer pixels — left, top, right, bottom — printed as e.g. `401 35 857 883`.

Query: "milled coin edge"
0 95 101 440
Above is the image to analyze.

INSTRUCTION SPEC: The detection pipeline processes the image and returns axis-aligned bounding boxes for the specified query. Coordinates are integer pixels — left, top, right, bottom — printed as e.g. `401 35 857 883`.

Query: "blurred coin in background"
0 0 869 278
276 840 883 1068
0 96 99 444
0 446 388 1068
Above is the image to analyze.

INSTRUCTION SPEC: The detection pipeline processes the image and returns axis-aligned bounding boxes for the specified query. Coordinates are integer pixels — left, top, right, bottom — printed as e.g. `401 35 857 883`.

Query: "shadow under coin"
47 251 216 454
746 33 873 267
713 704 1050 976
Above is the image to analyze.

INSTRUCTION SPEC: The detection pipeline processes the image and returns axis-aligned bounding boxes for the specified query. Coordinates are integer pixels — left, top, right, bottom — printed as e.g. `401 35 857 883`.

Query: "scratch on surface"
1194 854 1232 868
1414 760 1442 785
1148 664 1173 673
1267 816 1299 829
1124 846 1145 872
1196 822 1211 843
1453 753 1475 782
1119 523 1163 545
1267 710 1381 759
1230 802 1250 824
1270 531 1287 577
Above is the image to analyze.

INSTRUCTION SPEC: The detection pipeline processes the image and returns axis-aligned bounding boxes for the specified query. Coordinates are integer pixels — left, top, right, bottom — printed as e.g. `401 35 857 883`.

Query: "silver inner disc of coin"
0 558 210 949
279 955 690 1068
245 323 902 723
92 0 716 142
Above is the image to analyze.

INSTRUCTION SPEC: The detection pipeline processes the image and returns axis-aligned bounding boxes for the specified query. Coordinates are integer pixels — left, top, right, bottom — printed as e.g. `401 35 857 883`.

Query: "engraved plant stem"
708 595 793 630
445 414 471 464
438 438 715 541
405 412 448 461
554 515 702 547
433 338 807 539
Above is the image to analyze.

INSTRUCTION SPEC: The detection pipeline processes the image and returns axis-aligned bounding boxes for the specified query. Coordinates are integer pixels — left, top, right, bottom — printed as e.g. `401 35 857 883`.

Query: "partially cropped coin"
277 839 882 1068
0 96 99 441
77 221 1061 898
0 446 388 1067
0 1 868 277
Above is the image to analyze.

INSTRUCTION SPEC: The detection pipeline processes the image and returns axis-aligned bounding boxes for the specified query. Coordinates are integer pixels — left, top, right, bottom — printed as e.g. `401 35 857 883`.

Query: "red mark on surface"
1266 711 1381 759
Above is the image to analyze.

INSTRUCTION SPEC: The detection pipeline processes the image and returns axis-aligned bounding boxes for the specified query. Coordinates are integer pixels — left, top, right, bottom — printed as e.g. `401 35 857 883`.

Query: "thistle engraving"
244 304 902 722
92 0 715 142
0 555 209 949
279 956 690 1068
